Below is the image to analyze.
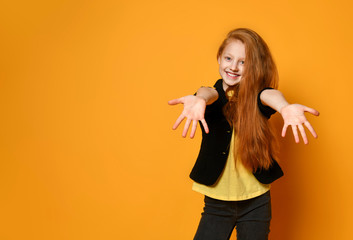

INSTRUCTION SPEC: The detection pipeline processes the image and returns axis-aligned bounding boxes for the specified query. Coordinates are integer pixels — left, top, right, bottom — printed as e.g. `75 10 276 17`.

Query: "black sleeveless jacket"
189 79 284 186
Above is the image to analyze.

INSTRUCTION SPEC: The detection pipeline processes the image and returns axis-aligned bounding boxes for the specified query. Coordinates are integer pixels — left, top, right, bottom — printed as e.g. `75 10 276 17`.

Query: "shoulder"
212 79 228 106
257 88 276 119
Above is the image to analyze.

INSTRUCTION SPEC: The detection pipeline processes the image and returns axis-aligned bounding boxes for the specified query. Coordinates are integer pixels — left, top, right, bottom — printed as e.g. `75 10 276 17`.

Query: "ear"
217 56 220 64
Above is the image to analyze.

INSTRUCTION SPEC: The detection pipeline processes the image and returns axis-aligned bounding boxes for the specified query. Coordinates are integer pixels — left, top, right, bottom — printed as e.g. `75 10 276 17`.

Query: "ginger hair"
218 28 279 171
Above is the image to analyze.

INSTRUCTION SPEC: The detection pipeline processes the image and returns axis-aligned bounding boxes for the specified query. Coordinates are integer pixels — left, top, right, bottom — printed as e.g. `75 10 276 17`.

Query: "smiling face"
218 40 246 91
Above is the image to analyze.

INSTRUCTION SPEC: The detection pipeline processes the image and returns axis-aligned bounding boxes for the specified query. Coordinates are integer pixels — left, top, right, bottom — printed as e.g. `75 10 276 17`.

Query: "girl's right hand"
168 95 209 138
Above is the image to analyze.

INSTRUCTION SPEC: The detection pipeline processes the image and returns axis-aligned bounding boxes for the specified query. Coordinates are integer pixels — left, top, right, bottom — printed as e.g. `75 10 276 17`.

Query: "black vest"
189 79 284 185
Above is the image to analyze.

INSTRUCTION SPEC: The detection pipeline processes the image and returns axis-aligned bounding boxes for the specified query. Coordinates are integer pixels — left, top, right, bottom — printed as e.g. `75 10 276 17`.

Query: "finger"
304 121 318 138
182 118 191 137
304 106 320 116
298 124 308 144
168 97 184 105
172 114 185 130
189 120 198 139
282 124 288 137
200 119 209 134
291 125 300 143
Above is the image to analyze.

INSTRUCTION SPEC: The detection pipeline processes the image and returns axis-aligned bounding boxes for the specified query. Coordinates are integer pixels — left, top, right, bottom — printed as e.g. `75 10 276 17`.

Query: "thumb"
304 106 320 116
168 97 184 105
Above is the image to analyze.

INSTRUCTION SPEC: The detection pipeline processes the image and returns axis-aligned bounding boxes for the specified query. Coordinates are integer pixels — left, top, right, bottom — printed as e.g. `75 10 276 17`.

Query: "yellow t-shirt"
192 130 270 201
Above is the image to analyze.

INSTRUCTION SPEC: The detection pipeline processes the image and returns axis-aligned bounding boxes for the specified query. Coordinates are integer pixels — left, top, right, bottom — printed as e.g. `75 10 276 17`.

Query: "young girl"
168 28 319 240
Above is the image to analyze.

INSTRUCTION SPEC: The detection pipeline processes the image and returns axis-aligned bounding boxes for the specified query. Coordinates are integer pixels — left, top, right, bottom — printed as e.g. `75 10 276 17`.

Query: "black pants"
193 191 272 240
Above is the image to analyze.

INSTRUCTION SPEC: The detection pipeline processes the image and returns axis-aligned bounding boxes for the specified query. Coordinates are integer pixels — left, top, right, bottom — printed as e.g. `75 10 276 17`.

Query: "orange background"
1 0 352 239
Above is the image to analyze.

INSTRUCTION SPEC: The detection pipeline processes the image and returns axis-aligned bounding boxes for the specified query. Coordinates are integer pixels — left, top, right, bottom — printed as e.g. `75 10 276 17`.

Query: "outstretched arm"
168 87 218 138
260 89 320 144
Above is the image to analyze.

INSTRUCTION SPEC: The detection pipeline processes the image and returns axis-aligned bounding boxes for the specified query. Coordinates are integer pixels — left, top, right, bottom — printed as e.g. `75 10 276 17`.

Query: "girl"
168 28 319 240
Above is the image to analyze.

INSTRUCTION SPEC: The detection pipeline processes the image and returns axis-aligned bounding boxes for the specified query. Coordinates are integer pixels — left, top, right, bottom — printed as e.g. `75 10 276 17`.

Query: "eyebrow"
223 52 245 58
223 54 245 60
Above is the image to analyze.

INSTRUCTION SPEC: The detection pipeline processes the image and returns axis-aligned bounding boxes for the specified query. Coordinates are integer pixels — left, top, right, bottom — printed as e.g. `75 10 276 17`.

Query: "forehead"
222 40 246 57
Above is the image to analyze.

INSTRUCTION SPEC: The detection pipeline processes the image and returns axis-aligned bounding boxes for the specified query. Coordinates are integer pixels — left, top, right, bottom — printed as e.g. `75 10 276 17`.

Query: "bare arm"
260 89 320 144
168 87 218 138
196 87 218 105
260 89 290 113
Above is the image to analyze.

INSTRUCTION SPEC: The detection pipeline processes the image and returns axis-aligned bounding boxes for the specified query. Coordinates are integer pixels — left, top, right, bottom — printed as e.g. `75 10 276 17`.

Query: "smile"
226 72 240 79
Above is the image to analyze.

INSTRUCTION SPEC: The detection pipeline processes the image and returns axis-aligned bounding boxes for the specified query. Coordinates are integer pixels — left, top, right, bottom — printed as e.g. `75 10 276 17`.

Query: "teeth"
227 72 238 77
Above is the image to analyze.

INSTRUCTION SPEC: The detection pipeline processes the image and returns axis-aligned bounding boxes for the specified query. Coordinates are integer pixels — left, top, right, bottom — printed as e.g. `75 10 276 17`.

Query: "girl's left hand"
280 104 320 144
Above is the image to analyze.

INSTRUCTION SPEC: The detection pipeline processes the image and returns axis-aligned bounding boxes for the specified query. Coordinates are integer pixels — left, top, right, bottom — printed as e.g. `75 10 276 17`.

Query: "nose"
230 61 239 71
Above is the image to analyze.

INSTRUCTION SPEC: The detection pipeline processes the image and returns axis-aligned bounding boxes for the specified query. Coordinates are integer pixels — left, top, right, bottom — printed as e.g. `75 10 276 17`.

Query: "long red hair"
218 28 279 171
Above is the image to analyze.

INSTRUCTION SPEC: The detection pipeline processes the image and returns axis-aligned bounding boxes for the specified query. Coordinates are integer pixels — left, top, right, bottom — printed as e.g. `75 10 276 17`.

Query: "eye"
224 56 232 61
239 60 245 65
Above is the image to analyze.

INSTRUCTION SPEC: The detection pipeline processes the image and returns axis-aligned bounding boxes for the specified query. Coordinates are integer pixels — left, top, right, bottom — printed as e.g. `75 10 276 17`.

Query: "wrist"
279 103 290 115
196 95 207 103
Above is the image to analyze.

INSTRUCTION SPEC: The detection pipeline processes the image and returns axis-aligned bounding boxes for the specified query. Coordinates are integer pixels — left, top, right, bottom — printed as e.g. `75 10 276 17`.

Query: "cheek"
218 63 224 72
219 61 227 70
218 66 224 76
219 65 227 78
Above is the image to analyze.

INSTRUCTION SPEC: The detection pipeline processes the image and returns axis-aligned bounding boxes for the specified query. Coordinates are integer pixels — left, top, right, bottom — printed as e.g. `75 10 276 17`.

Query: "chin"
225 79 240 86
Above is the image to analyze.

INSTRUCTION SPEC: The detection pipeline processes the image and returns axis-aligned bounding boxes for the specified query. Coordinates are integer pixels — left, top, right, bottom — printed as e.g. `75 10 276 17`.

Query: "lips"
226 71 240 79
